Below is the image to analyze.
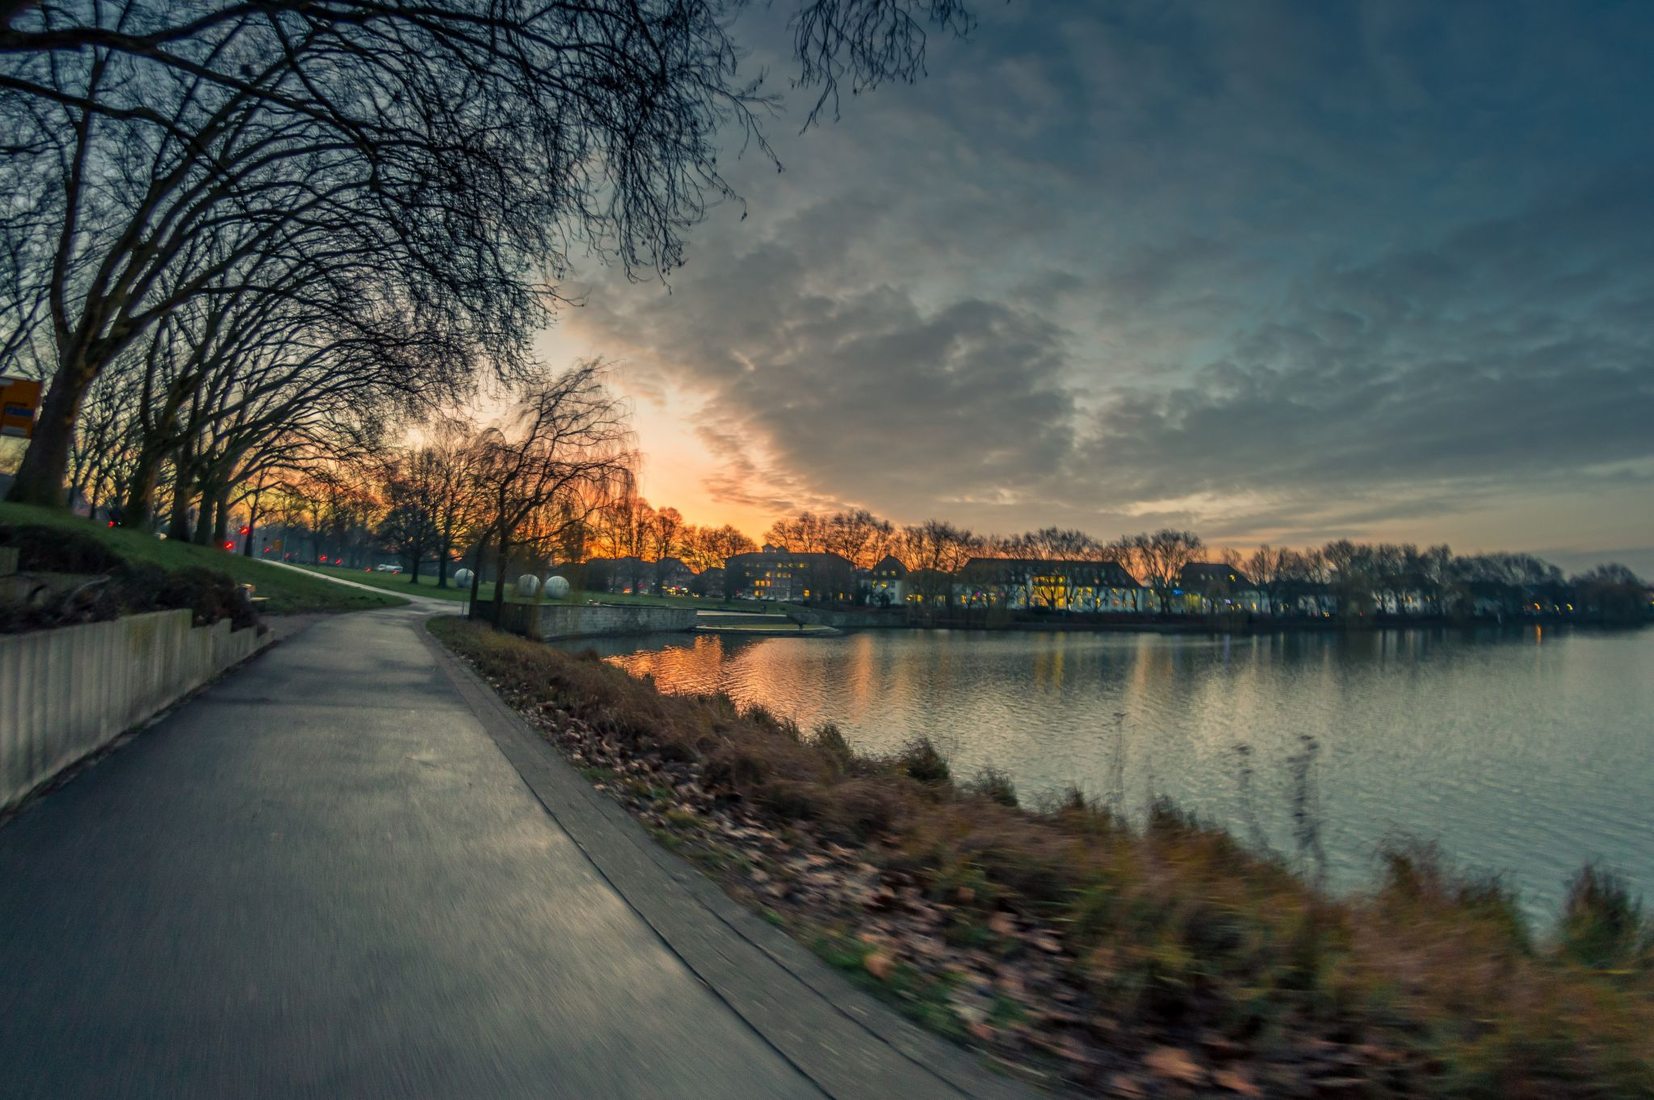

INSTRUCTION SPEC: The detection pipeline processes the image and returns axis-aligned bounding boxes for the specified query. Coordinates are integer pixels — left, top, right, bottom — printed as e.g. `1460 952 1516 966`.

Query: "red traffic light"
222 541 234 551
238 525 251 536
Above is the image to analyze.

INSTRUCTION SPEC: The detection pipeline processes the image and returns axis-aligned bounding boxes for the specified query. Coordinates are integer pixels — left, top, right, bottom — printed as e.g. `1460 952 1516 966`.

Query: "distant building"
725 549 856 604
862 555 909 606
1176 563 1264 614
1276 579 1338 617
957 558 1144 613
654 556 695 595
691 566 726 599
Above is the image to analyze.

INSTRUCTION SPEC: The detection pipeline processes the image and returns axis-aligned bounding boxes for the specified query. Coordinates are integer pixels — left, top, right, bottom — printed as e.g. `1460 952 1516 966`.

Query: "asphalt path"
0 603 823 1099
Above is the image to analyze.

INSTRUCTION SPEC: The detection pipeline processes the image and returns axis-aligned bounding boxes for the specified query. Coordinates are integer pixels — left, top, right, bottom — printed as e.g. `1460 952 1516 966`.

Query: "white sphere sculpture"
454 568 475 588
544 575 571 599
516 574 541 597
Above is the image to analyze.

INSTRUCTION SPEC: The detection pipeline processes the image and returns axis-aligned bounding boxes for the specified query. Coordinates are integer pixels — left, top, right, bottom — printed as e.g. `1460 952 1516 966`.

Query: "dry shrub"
892 736 951 787
963 766 1018 808
1560 863 1649 970
810 723 855 775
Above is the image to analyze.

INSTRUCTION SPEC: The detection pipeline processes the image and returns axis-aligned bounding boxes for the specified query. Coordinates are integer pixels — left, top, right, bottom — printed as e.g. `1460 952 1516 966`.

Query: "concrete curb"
422 624 1051 1100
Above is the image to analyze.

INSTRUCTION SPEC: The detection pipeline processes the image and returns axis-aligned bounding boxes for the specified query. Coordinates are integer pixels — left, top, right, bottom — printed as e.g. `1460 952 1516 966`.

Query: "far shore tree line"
9 347 1647 625
755 510 1650 623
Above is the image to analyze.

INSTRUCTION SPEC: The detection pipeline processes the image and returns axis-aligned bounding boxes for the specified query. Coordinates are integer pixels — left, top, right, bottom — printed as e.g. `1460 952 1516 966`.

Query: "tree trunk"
122 449 166 529
168 485 193 542
192 489 216 545
490 533 511 627
467 532 489 618
212 489 230 545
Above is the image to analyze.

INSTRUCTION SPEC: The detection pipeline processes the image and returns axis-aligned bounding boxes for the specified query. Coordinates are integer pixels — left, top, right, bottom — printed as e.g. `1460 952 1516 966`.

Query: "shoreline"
430 615 1654 1098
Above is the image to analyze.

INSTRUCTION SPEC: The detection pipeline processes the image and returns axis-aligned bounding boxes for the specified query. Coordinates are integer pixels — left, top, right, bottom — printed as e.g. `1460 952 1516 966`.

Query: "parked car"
375 563 403 574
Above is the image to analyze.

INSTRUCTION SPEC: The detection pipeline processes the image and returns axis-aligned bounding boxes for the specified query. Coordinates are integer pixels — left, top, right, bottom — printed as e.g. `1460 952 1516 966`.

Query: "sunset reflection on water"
577 626 1654 918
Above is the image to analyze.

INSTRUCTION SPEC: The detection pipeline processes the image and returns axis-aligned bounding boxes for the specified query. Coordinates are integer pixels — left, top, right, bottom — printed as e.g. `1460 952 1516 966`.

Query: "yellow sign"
1 376 43 439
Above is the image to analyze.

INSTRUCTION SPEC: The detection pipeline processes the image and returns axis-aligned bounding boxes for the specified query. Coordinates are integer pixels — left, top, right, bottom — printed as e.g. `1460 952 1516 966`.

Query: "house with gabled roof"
862 554 909 607
1176 563 1265 614
725 549 857 605
958 558 1144 613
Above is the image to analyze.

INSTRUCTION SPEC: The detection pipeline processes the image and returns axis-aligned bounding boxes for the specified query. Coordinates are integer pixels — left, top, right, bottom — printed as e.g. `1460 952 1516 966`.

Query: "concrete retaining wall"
483 602 698 641
1 610 268 811
793 608 908 629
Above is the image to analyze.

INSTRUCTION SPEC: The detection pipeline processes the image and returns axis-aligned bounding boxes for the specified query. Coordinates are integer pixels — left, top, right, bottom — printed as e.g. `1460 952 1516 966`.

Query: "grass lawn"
293 562 781 612
0 503 407 614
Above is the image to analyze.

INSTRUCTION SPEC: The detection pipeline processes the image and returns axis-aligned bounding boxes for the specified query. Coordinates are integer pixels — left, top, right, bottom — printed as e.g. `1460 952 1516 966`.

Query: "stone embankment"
479 600 698 641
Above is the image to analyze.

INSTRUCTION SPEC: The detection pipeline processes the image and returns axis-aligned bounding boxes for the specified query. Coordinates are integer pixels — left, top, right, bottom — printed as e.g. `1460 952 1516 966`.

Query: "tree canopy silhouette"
1 0 977 506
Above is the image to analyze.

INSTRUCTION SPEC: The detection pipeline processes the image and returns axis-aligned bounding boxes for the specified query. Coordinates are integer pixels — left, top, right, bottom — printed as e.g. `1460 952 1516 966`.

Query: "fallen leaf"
1144 1046 1205 1085
1107 1072 1147 1098
1213 1067 1262 1096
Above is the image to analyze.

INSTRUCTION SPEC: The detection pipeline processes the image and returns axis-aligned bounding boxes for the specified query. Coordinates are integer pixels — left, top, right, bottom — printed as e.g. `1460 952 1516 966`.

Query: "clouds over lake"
558 0 1654 559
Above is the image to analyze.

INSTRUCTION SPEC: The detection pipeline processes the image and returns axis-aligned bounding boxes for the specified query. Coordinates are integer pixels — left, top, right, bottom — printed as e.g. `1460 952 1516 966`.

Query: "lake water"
570 626 1654 923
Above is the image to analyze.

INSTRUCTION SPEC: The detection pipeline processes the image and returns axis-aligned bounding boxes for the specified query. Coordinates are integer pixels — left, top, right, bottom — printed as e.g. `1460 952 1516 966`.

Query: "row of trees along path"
1 0 979 540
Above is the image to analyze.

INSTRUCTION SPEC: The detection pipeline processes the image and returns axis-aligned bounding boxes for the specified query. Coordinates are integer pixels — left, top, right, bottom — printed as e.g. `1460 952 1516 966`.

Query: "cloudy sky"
536 0 1654 573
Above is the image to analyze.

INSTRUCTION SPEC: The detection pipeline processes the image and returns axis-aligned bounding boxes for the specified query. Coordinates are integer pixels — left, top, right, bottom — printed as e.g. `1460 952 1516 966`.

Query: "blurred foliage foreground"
431 617 1653 1098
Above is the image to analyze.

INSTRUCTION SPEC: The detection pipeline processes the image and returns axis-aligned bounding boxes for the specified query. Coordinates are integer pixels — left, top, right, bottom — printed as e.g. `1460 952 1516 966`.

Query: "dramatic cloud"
554 0 1654 562
1086 168 1654 504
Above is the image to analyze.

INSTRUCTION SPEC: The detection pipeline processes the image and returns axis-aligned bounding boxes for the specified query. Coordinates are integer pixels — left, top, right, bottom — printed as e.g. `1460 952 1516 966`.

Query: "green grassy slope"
0 503 407 614
296 563 494 602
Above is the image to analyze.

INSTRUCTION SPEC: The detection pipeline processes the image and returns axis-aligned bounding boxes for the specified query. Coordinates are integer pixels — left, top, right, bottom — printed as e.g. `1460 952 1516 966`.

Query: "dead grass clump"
962 766 1018 808
815 777 913 841
809 723 856 776
1375 839 1531 952
893 735 951 787
1560 863 1649 971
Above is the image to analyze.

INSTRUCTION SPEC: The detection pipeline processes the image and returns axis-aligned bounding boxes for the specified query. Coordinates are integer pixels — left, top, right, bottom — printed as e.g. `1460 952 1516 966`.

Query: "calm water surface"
573 626 1653 921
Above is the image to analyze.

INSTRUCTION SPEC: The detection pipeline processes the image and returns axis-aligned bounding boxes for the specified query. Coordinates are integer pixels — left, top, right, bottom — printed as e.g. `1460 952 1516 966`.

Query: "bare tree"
764 511 831 553
376 447 449 582
468 362 635 625
822 508 896 569
1125 529 1203 614
682 524 757 571
3 0 979 507
898 518 981 614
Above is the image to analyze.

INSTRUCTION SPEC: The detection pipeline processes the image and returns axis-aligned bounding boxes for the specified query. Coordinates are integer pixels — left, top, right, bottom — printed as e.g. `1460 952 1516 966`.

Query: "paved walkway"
0 602 1035 1099
0 605 819 1098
